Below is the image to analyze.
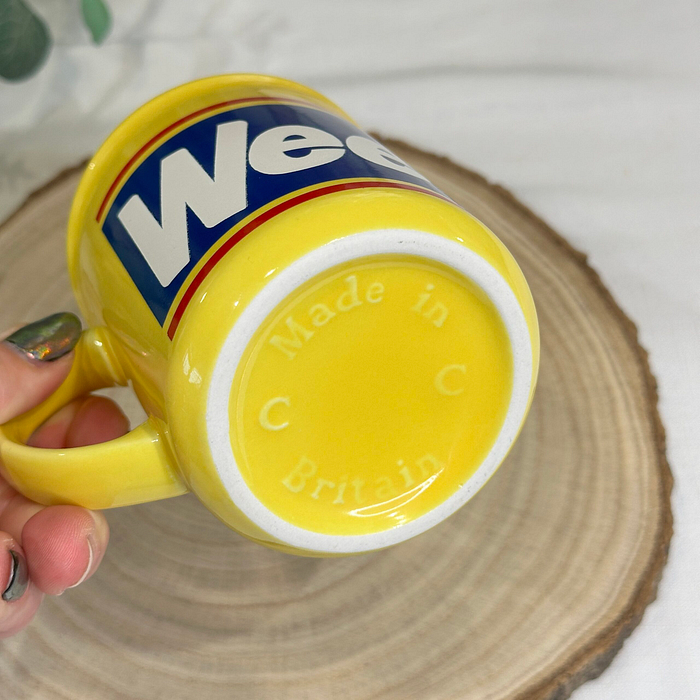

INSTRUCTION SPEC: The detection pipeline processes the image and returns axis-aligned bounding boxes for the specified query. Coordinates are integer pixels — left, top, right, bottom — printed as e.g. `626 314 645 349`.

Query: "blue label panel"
102 103 442 325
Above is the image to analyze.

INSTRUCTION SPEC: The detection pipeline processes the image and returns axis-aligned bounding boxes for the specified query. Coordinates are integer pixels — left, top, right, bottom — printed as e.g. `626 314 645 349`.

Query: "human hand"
0 313 129 637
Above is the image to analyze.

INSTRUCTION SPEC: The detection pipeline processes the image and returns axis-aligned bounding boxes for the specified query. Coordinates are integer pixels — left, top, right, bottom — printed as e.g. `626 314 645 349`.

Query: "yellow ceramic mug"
0 75 539 556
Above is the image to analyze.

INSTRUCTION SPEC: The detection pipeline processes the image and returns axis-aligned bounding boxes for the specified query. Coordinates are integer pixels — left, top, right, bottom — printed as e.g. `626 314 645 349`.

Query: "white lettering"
249 125 345 175
346 135 428 181
117 121 435 289
117 120 248 286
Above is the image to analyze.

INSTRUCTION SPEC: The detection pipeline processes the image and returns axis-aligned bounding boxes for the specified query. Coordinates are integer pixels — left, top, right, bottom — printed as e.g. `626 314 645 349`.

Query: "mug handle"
0 328 188 509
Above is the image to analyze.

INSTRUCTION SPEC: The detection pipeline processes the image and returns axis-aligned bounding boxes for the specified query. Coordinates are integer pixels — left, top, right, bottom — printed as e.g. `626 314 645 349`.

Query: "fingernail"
2 550 29 602
4 312 82 362
67 537 94 590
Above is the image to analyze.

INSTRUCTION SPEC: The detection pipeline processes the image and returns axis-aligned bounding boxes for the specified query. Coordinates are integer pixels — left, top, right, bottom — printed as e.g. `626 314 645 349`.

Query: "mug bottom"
207 230 533 554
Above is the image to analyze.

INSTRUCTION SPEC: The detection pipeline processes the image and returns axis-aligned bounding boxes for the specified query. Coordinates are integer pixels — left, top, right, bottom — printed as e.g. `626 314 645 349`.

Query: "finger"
0 536 43 639
66 395 130 448
2 390 123 596
0 494 110 596
21 506 109 596
0 313 82 424
28 395 130 449
25 398 84 449
0 492 43 542
0 490 111 596
1 392 127 536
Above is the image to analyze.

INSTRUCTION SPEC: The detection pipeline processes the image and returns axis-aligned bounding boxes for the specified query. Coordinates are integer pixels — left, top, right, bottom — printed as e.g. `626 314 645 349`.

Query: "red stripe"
166 180 451 339
96 96 316 222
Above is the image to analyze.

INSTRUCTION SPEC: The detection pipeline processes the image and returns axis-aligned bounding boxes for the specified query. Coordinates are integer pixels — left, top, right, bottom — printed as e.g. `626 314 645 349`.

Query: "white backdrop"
1 1 698 697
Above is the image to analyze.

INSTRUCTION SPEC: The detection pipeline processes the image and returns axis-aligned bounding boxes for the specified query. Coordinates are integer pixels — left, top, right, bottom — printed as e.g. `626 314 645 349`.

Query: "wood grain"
0 142 672 700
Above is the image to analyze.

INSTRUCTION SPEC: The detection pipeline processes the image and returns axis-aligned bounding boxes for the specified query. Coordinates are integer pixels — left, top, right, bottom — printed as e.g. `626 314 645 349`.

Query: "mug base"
206 230 533 554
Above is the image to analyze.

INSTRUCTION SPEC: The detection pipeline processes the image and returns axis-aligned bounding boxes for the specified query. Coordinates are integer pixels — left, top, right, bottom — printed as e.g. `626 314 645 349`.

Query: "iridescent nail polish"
2 550 29 602
3 312 82 362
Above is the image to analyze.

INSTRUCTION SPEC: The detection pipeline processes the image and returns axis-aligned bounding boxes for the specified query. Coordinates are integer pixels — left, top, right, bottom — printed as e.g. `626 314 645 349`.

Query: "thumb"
0 313 82 424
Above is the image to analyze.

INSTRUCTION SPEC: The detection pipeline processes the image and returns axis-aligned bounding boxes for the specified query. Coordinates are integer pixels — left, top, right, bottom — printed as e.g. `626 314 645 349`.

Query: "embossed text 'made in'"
228 258 514 536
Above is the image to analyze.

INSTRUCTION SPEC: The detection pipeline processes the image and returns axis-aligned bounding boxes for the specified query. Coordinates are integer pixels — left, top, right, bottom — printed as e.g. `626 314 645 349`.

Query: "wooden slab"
0 141 672 700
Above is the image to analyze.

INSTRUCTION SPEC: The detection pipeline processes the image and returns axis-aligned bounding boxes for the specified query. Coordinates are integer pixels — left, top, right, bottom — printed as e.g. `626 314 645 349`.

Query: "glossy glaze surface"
230 256 513 535
0 75 539 555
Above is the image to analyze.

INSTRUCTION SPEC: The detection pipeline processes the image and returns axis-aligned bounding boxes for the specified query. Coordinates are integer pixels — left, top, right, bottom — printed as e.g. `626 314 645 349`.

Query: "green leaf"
0 0 51 81
81 0 110 44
